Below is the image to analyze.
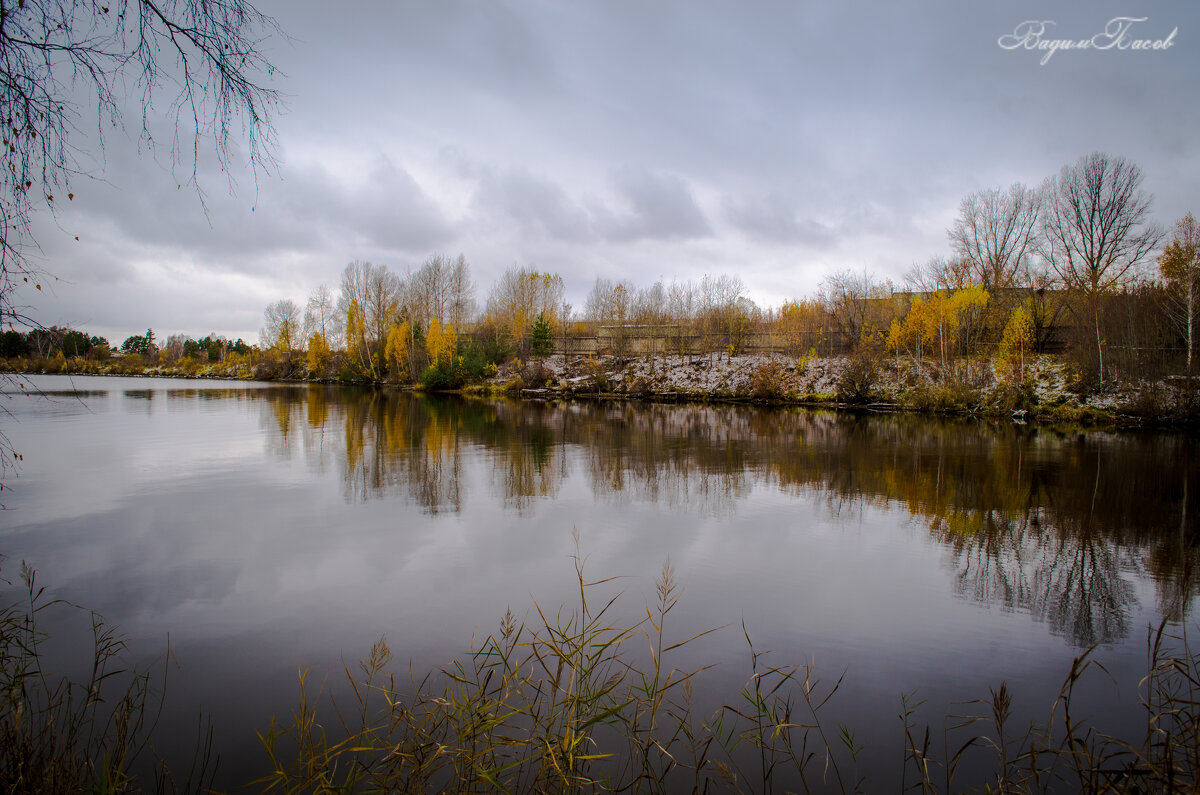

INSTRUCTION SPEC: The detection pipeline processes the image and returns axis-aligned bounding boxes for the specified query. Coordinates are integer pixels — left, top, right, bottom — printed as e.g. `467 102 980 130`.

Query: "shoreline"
5 352 1199 429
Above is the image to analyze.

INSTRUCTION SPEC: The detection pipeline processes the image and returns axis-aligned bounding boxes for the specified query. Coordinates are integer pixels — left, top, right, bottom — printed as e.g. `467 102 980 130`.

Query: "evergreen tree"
530 312 554 358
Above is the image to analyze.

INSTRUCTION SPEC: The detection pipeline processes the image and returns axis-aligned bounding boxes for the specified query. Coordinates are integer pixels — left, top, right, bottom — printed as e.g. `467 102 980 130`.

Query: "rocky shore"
491 352 1200 426
6 352 1199 426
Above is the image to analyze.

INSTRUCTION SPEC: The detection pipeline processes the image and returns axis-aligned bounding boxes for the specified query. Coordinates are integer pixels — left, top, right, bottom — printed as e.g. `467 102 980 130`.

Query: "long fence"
549 331 813 357
498 330 1076 358
461 324 1190 377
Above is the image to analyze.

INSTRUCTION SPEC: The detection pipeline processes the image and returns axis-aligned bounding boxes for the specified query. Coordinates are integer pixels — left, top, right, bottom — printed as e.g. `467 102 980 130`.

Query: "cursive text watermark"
999 17 1177 65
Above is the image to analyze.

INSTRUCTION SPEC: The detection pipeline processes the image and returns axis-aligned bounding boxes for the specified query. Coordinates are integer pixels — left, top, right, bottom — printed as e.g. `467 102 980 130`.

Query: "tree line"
0 326 252 367
780 151 1195 390
7 151 1196 393
249 152 1193 392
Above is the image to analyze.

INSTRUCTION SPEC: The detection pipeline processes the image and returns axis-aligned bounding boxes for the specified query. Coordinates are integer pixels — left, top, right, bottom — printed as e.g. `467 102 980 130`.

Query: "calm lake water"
2 374 1197 791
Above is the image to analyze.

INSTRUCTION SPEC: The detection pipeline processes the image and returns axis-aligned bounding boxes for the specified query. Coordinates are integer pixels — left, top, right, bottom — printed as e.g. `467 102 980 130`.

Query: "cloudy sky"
23 0 1200 345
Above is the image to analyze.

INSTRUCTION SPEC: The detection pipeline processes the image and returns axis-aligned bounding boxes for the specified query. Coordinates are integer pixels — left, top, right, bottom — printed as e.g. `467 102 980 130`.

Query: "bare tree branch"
949 182 1041 290
0 0 282 473
1039 152 1162 295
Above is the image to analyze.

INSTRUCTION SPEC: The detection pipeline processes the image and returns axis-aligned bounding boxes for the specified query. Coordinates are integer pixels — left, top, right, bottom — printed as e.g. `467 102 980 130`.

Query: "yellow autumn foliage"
385 321 412 382
425 318 457 368
307 332 331 376
998 304 1035 379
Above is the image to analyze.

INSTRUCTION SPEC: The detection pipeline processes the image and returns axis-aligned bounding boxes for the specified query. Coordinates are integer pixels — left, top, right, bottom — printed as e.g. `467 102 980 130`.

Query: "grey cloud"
286 156 452 255
58 134 319 276
17 0 1200 340
439 145 481 180
469 166 594 242
722 193 837 246
594 169 712 242
459 159 713 247
60 135 451 275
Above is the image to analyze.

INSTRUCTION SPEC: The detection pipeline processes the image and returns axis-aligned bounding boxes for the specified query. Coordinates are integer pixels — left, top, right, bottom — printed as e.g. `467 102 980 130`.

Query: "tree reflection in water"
255 388 1198 647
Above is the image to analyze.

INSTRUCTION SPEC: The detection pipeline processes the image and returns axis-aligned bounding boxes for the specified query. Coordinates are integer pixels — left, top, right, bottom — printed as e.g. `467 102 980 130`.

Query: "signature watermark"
999 17 1177 65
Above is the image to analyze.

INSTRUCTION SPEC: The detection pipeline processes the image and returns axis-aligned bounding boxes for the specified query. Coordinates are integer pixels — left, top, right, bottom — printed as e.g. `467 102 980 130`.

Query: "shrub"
501 375 526 395
1121 382 1200 422
908 380 982 413
457 339 494 382
750 360 787 400
421 361 466 391
579 357 611 392
253 358 286 380
991 376 1038 414
836 350 880 403
519 359 553 387
336 360 371 384
625 374 653 396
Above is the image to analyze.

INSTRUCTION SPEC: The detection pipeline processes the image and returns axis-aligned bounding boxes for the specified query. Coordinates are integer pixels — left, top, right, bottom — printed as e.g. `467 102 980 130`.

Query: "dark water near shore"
1 375 1197 790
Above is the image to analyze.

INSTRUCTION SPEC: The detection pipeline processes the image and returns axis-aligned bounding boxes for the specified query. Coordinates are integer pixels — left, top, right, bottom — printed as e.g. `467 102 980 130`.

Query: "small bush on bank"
578 356 611 392
906 375 984 413
518 359 553 388
421 360 466 391
501 374 526 395
1122 381 1200 423
625 373 653 396
991 376 1038 414
837 348 881 403
253 358 289 381
749 360 788 400
458 339 499 382
336 361 371 384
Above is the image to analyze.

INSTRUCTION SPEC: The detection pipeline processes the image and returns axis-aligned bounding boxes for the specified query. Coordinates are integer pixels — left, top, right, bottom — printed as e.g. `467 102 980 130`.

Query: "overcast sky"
23 0 1200 345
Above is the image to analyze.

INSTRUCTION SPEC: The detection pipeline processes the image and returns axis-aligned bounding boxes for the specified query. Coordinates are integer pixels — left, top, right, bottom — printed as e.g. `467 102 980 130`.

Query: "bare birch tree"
666 279 698 359
262 299 301 352
408 254 451 332
337 261 403 378
1039 152 1163 389
447 254 476 328
697 274 746 359
903 256 972 293
304 284 341 347
585 277 632 353
820 269 891 350
1040 154 1162 293
484 267 564 353
409 253 477 330
949 183 1041 290
1160 213 1200 373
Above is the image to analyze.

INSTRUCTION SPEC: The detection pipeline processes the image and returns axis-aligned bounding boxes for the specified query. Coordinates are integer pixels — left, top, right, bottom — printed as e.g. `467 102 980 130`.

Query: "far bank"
5 350 1199 428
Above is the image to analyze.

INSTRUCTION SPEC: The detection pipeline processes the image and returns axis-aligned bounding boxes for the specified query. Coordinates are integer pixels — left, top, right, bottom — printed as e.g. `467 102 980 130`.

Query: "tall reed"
258 538 864 794
259 545 1200 794
0 559 215 794
10 550 1198 793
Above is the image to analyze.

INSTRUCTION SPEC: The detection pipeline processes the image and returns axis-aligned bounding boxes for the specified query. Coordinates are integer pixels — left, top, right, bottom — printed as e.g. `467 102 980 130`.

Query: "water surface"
1 375 1196 790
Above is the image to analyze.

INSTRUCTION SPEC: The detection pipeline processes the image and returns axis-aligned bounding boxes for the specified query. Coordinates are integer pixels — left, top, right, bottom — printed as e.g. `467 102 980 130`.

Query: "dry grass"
901 625 1200 794
259 542 1200 794
0 559 215 794
6 549 1200 793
